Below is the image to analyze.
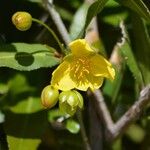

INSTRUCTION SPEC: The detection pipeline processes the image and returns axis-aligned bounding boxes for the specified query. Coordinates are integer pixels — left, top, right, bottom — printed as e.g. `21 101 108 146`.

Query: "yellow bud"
41 85 59 108
12 11 32 31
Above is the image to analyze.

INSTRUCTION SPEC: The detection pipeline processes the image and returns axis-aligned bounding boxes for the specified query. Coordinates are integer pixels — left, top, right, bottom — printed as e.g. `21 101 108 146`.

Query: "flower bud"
59 90 83 116
12 11 32 31
41 85 59 108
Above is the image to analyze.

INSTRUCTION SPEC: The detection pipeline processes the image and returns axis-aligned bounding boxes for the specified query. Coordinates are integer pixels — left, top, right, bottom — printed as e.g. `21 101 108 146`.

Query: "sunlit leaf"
7 136 41 150
9 97 43 114
0 43 60 71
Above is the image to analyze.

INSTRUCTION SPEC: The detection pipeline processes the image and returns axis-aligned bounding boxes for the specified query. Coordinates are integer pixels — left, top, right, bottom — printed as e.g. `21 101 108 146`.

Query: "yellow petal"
69 39 95 56
87 75 104 91
51 60 76 91
107 66 115 80
90 54 115 80
72 73 104 91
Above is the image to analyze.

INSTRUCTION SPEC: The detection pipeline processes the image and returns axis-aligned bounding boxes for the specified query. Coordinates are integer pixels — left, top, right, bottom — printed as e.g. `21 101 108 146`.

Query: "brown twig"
77 110 92 150
91 85 150 141
89 90 114 132
43 0 71 45
88 91 104 150
111 85 150 139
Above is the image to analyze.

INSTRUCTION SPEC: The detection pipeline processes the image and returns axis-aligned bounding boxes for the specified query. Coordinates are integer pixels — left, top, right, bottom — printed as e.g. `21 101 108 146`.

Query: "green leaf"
3 74 48 150
77 0 109 38
102 0 128 26
8 74 34 97
116 0 150 21
0 43 60 71
0 83 9 95
85 0 109 29
69 3 89 40
9 97 43 114
103 64 125 104
119 22 144 87
66 119 80 134
4 110 47 150
3 74 43 113
4 85 46 149
120 40 144 86
126 124 145 143
131 13 150 84
7 136 41 150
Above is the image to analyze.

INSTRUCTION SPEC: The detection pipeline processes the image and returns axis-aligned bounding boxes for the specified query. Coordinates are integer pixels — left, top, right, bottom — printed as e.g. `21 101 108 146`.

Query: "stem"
44 0 71 45
88 90 114 135
32 18 65 53
77 110 92 150
91 85 150 141
112 84 150 139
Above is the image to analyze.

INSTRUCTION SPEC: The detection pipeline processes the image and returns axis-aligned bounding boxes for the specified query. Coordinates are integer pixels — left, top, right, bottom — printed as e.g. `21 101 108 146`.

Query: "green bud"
41 85 59 108
12 11 32 31
59 90 83 116
73 90 84 109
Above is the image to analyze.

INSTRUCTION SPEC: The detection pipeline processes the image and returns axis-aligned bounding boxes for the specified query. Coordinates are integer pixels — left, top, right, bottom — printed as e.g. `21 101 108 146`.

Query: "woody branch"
43 0 150 143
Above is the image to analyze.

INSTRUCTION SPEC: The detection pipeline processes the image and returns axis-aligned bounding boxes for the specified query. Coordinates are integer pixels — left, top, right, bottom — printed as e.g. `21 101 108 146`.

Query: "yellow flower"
51 39 115 91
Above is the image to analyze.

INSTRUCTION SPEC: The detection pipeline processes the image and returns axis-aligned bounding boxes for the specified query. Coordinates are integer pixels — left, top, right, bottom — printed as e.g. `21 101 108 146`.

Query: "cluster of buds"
41 85 84 116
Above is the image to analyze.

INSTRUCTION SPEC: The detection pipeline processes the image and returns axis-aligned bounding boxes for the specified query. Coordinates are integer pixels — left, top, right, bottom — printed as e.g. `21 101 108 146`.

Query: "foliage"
0 0 150 150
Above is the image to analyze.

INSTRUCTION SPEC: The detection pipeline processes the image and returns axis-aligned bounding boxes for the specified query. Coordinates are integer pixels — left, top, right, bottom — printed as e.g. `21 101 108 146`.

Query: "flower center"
71 57 90 80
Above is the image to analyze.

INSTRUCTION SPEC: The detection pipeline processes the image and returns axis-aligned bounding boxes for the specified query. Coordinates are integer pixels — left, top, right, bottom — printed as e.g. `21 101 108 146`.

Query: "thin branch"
77 110 92 150
43 0 71 45
111 85 150 140
88 89 115 139
91 90 114 128
91 85 150 141
88 99 103 150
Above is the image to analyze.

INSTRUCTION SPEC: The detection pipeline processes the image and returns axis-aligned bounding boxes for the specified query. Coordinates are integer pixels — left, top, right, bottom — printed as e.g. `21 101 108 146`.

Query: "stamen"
72 58 90 80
